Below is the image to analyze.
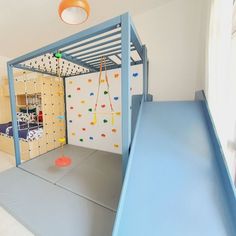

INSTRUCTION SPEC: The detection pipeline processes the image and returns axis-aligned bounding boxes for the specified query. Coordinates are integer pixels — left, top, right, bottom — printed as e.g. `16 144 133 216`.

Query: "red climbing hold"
55 156 72 167
101 104 106 108
101 134 106 138
82 128 86 131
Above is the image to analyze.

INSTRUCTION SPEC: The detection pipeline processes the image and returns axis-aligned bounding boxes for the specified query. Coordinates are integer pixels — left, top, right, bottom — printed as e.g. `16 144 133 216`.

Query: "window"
207 0 236 186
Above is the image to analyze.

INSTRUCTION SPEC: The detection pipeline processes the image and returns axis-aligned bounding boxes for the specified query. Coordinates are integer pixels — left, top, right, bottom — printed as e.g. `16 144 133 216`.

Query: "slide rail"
113 95 145 235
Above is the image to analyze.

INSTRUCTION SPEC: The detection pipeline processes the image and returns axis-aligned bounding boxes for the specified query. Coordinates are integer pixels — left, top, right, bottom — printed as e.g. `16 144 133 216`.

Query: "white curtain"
207 0 236 184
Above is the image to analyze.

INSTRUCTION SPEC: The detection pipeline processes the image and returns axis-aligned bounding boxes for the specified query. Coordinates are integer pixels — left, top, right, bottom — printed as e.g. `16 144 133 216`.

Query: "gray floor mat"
0 168 115 236
20 145 96 183
57 151 122 211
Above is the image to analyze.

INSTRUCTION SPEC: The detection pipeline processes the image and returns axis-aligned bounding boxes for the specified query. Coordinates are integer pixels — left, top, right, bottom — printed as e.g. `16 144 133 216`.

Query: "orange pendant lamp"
58 0 90 25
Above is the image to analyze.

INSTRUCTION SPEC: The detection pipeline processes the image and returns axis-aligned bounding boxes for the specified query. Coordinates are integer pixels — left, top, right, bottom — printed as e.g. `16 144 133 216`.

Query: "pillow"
20 107 36 114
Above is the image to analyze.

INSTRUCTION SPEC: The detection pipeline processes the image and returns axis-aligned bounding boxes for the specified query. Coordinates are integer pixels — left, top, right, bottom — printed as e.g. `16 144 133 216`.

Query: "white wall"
133 0 210 101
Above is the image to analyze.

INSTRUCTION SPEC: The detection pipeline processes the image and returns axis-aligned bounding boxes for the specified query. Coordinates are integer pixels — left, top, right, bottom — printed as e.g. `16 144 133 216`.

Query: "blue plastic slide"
113 99 236 236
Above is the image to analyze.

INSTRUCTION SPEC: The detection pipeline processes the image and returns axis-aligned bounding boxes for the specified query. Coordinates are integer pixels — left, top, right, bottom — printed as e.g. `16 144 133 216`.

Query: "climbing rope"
93 56 115 125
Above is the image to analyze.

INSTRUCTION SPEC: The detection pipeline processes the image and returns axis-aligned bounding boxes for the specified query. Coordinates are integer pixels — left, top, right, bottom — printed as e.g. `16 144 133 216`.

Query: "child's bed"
0 121 43 141
0 112 46 161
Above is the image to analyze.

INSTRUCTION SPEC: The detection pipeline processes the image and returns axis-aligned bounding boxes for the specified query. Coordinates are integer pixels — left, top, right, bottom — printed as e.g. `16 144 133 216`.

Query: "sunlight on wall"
207 0 236 183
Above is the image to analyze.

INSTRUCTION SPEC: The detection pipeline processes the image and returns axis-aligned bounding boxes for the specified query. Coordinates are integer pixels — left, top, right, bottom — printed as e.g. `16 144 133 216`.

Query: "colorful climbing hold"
57 115 65 120
55 52 62 59
104 91 108 95
114 97 119 101
59 138 66 143
133 72 139 77
103 119 108 123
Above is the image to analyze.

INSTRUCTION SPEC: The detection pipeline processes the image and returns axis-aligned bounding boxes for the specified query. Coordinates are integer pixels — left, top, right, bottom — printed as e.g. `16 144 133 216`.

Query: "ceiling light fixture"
58 0 90 25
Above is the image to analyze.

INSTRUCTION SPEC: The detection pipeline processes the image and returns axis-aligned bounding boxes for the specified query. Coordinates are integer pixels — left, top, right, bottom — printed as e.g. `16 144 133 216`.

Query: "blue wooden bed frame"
7 13 148 178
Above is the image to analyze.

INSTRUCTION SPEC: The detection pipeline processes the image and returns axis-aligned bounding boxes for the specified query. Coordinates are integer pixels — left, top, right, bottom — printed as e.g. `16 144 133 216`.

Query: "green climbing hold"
88 108 92 112
68 95 71 98
55 52 62 59
80 138 84 142
104 91 108 95
103 119 108 123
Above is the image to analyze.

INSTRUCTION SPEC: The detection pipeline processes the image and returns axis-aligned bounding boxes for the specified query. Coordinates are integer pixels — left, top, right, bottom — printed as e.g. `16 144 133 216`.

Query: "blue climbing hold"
114 97 119 101
89 137 94 140
133 72 139 77
90 92 94 96
57 116 65 120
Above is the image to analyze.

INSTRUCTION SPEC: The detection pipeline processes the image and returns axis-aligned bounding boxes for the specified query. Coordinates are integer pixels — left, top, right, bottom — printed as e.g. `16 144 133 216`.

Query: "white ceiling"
0 0 171 59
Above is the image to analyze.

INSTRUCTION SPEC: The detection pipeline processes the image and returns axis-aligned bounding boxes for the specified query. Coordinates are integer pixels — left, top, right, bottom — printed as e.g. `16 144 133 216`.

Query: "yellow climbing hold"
93 113 97 125
59 138 66 143
114 144 119 148
71 132 76 136
111 114 115 126
81 100 85 104
116 112 121 116
100 79 105 83
69 81 73 84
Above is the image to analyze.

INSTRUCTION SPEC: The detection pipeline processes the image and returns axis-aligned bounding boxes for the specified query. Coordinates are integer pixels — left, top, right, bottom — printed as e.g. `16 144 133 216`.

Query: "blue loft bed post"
7 63 21 166
7 13 144 174
143 45 148 101
121 13 131 178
